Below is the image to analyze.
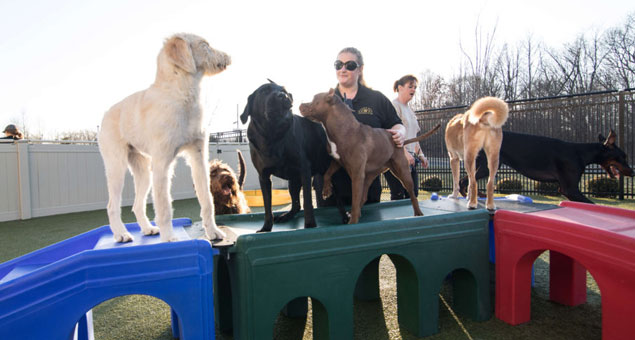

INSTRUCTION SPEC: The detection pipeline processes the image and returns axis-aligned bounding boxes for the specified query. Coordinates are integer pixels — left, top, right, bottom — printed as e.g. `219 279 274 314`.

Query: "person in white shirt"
384 75 429 200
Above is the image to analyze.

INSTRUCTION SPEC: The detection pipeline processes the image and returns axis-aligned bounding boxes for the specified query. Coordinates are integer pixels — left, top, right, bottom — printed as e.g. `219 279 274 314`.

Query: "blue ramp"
0 218 217 340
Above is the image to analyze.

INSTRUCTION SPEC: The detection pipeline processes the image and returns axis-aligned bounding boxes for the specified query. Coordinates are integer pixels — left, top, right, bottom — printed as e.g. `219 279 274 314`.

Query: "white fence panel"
0 141 287 222
0 144 19 221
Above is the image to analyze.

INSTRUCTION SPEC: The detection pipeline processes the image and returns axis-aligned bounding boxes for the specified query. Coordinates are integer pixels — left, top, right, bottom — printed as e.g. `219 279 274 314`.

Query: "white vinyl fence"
0 140 284 222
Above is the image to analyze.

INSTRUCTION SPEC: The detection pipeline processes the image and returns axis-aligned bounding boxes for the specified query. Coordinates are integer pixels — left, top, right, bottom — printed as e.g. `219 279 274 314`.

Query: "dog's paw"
341 211 351 224
466 201 478 210
141 226 160 236
160 233 180 242
274 211 296 223
448 193 459 199
114 232 134 243
486 204 496 211
207 227 226 241
322 184 333 199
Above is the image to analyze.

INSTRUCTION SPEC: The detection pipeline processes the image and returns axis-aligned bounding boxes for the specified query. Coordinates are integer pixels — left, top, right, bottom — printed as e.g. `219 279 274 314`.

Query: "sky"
1 0 633 139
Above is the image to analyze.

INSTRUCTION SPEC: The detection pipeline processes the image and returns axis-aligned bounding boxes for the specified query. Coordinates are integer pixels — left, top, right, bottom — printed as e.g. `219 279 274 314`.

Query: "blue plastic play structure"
0 218 217 340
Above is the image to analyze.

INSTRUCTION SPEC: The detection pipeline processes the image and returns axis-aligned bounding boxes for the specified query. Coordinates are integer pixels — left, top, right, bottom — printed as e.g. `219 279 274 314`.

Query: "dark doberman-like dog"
459 130 633 203
240 81 342 232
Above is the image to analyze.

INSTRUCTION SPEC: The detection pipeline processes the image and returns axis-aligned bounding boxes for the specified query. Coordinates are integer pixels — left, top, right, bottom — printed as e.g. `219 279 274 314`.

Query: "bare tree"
458 15 501 101
419 12 633 111
496 42 521 100
578 31 607 92
542 33 607 95
603 13 635 89
518 35 542 99
56 129 98 142
413 70 448 110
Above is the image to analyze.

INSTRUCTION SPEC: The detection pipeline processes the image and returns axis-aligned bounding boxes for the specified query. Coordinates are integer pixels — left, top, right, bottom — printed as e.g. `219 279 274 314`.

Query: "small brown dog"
209 150 251 215
445 96 509 210
299 89 440 224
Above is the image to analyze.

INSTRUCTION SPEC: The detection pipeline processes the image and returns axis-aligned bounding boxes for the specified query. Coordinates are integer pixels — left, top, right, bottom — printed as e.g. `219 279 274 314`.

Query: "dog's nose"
277 92 292 103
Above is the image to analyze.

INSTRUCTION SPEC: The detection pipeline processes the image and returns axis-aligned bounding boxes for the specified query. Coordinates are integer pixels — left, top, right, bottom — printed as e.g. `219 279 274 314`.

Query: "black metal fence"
414 89 635 199
209 129 247 143
211 89 635 199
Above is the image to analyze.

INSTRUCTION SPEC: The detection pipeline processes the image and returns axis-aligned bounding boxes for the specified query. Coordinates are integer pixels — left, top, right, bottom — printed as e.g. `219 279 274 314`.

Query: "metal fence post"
16 140 32 219
619 90 625 200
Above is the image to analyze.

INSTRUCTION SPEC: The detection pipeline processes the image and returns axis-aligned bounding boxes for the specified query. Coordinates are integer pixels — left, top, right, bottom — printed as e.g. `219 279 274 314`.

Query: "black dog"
240 80 339 232
459 130 633 203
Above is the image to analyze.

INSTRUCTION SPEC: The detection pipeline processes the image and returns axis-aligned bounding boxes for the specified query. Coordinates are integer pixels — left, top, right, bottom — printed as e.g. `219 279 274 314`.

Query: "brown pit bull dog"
299 89 440 224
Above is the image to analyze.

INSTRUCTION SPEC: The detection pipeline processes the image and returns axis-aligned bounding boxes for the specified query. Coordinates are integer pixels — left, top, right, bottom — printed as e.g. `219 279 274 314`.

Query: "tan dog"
209 150 251 215
445 96 509 210
98 33 230 242
299 89 440 224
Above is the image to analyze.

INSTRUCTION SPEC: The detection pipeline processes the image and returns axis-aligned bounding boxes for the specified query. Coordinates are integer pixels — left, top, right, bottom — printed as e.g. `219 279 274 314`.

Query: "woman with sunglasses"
315 47 407 208
385 74 429 200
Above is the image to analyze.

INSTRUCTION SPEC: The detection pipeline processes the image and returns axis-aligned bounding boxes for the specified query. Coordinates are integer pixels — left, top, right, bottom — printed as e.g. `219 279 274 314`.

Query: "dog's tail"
404 124 441 145
237 150 246 189
467 96 509 128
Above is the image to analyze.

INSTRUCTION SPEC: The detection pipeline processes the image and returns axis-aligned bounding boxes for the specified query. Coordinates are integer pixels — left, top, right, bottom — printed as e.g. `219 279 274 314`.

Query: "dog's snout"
277 91 293 105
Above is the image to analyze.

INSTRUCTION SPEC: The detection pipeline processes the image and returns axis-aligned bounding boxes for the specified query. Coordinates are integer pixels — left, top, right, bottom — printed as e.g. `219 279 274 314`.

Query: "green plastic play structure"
211 199 492 339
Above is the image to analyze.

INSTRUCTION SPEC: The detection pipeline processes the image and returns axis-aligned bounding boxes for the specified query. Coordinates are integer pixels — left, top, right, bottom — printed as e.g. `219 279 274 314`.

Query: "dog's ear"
604 129 617 146
165 36 196 74
327 88 336 104
240 94 254 124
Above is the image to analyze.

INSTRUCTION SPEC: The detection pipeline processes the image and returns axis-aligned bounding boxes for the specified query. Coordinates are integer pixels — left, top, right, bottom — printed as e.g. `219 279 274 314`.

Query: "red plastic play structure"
494 201 635 340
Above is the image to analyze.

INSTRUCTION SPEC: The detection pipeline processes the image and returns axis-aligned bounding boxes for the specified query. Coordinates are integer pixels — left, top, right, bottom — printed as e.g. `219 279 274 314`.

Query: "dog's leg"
388 159 423 216
301 170 317 229
128 151 159 236
484 149 500 211
559 175 593 204
448 153 462 199
184 144 226 240
360 175 376 207
150 156 179 242
103 151 134 243
274 176 301 223
258 173 274 232
348 166 366 224
460 150 489 198
332 185 350 224
465 148 479 209
321 160 341 199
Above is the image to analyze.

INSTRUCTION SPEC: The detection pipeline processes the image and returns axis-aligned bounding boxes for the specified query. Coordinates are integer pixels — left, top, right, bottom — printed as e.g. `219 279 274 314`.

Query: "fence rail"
212 89 635 199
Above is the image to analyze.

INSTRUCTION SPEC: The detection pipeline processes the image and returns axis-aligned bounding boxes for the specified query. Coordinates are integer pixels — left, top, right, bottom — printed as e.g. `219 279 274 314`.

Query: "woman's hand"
387 124 406 147
418 153 429 168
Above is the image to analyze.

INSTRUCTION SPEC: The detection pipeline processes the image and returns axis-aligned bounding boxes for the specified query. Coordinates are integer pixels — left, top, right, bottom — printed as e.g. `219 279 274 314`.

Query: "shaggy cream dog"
98 33 230 242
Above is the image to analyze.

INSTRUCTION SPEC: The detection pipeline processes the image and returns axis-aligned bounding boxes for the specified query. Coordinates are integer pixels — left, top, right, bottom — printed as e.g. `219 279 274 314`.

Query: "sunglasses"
334 60 360 71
